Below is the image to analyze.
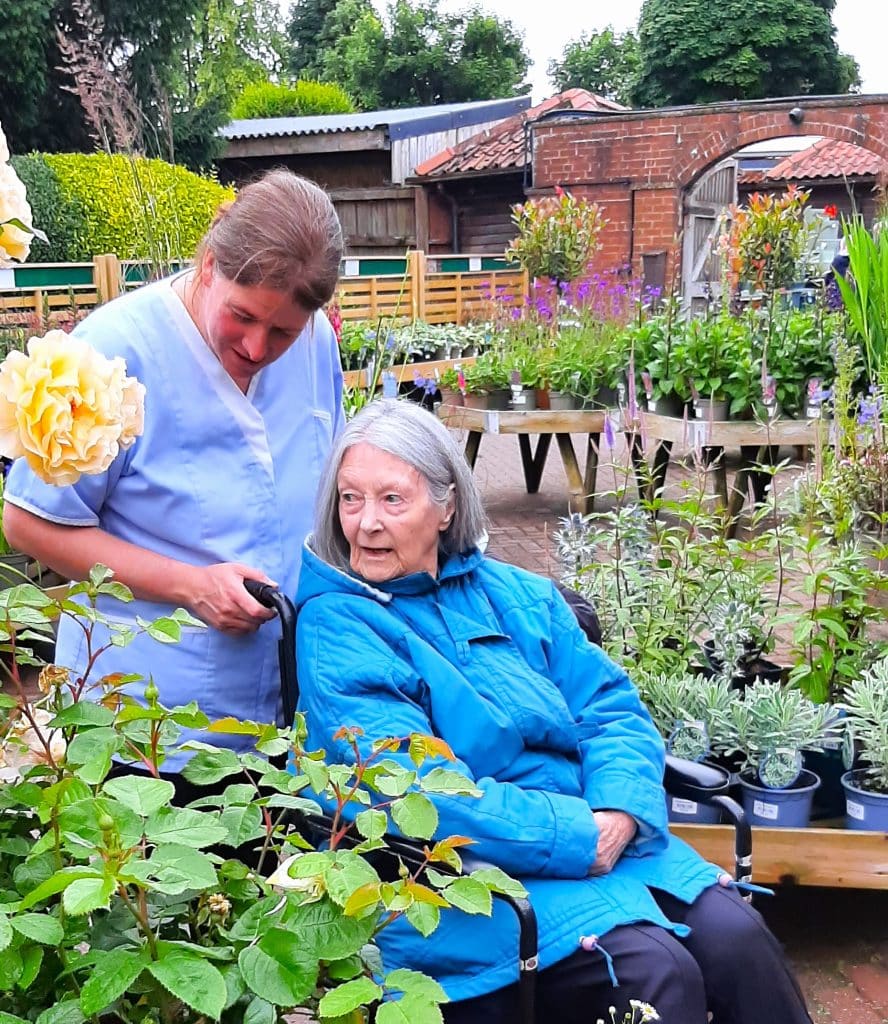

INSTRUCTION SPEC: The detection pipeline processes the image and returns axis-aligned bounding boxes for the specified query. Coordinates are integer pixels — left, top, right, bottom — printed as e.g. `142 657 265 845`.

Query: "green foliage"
0 569 523 1023
507 189 605 286
318 0 530 110
178 0 288 114
7 155 85 264
633 0 859 107
842 657 888 792
0 0 53 152
725 680 839 783
548 27 640 106
835 217 888 391
287 0 346 80
15 153 234 262
1 0 205 153
724 187 814 295
231 79 355 119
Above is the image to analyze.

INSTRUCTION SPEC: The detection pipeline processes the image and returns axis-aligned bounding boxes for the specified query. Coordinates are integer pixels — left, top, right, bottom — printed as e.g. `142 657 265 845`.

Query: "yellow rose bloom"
0 330 146 485
0 161 34 265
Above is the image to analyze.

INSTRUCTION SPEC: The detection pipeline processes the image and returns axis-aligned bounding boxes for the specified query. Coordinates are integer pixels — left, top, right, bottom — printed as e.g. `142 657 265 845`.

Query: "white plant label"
753 800 779 821
846 800 865 821
671 798 698 814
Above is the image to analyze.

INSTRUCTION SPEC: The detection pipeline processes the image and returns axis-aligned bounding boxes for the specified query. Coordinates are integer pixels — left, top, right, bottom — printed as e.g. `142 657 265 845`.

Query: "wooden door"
681 159 738 312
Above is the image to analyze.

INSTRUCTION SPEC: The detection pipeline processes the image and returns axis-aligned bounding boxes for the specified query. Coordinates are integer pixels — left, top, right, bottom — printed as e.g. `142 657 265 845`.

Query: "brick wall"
531 95 888 286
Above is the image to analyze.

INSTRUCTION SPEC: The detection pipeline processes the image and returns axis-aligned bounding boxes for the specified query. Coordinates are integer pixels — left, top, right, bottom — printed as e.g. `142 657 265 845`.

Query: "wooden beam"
672 824 888 889
329 186 416 202
222 130 388 159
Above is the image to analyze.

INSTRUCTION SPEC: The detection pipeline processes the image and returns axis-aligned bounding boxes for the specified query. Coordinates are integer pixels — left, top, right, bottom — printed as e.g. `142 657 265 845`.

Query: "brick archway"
530 94 888 284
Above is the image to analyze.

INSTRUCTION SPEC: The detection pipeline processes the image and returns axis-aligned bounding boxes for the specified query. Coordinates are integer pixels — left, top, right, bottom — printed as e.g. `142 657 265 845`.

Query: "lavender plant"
841 657 888 793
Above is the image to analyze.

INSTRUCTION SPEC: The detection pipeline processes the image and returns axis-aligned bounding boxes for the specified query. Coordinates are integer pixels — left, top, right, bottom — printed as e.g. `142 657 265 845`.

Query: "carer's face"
337 443 452 582
198 252 313 391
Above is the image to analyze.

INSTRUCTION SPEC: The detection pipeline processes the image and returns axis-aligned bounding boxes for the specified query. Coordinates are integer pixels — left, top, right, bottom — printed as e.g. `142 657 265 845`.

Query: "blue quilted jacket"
295 542 721 1002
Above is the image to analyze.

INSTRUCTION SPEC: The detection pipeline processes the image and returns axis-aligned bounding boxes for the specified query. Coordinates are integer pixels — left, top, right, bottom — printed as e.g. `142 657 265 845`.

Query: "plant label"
846 800 865 821
671 798 698 815
753 800 779 821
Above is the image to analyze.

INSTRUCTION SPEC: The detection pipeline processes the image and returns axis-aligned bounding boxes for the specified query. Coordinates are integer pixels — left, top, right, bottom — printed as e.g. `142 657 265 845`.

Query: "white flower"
630 1000 660 1022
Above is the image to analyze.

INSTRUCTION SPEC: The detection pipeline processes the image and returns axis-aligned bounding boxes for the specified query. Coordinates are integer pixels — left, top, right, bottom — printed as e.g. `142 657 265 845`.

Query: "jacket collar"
296 536 485 608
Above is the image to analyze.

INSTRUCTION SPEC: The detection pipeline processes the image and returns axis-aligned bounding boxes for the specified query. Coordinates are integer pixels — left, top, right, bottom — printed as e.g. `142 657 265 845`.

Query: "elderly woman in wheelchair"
294 399 812 1024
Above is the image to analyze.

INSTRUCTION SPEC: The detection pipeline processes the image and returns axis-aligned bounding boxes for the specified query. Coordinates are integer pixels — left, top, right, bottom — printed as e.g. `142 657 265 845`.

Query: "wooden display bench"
627 412 825 533
437 404 607 514
672 822 888 890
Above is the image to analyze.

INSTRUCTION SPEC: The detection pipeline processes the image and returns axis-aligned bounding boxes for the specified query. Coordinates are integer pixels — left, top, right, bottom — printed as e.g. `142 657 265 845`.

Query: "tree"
286 0 343 80
319 0 530 110
1 0 206 153
0 0 54 151
548 27 640 106
179 0 288 111
633 0 860 107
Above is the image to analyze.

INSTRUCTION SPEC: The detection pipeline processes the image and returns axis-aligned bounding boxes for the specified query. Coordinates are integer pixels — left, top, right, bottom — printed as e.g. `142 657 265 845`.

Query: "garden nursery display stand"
672 823 888 889
437 405 607 515
626 412 825 534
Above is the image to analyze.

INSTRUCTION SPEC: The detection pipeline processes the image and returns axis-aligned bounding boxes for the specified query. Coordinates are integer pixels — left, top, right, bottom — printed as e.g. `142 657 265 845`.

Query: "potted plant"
840 656 888 831
0 573 521 1022
634 670 735 823
438 365 465 406
629 308 689 417
461 353 510 410
727 680 839 828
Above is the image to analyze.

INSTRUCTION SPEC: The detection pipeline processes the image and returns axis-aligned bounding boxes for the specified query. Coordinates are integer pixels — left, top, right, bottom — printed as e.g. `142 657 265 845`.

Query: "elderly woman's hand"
589 810 638 875
189 563 277 635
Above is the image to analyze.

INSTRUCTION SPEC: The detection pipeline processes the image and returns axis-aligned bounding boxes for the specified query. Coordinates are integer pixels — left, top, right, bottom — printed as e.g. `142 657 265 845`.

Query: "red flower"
824 204 838 219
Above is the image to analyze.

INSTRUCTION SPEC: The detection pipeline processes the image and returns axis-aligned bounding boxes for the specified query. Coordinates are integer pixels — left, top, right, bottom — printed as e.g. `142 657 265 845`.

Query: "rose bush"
0 330 145 484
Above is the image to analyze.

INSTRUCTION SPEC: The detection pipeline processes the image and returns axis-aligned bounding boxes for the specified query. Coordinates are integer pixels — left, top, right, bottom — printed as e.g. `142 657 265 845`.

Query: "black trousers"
442 885 812 1024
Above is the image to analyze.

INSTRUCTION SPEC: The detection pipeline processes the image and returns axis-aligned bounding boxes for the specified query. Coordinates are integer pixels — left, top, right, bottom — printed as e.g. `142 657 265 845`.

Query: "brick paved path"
457 423 888 1024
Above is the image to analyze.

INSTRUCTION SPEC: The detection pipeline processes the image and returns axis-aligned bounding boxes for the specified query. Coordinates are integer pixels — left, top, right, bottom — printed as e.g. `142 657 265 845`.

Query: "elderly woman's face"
337 443 452 582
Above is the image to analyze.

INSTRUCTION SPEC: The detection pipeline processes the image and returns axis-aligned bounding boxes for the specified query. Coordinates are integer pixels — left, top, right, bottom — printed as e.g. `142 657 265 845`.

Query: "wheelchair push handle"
242 579 299 725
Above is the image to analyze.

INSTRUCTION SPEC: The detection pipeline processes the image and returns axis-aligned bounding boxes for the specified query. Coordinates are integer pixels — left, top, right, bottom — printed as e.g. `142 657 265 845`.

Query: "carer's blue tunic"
5 278 343 769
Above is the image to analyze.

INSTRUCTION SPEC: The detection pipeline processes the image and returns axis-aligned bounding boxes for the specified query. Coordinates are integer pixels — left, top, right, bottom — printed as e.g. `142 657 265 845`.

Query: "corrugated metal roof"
220 96 531 141
413 89 626 178
764 137 885 181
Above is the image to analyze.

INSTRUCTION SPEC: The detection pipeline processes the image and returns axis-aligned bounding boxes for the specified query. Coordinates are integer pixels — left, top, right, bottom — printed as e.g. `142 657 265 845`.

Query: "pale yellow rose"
0 161 34 264
0 329 146 485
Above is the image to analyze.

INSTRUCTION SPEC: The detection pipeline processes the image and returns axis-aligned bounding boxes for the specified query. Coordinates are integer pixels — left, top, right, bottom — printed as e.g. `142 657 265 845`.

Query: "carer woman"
2 170 344 771
295 399 813 1024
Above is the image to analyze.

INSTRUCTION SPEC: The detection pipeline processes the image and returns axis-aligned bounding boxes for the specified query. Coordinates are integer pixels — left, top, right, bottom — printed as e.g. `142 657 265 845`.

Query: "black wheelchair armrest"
663 757 752 888
664 755 730 800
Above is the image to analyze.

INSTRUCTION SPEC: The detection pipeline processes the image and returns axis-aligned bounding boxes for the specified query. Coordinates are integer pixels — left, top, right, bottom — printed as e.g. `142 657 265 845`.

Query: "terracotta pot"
534 387 551 410
439 387 464 407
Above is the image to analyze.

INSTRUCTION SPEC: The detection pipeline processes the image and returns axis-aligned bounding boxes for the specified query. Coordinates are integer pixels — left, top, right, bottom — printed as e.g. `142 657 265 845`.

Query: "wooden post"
93 253 122 305
407 250 427 321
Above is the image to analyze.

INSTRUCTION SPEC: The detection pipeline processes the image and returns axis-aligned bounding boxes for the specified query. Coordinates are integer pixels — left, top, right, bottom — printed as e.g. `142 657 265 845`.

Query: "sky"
354 0 888 103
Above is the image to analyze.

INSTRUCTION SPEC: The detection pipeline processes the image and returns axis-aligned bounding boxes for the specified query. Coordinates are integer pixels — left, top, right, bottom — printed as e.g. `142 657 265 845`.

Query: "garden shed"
216 97 530 255
411 90 625 254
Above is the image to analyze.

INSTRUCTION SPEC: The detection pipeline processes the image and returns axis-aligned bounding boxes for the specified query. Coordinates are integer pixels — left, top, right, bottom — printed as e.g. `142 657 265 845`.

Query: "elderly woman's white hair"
312 399 488 573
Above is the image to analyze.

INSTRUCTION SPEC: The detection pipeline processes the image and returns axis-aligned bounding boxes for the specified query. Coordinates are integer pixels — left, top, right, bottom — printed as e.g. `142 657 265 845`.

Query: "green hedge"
9 153 235 262
230 79 355 119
